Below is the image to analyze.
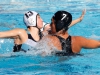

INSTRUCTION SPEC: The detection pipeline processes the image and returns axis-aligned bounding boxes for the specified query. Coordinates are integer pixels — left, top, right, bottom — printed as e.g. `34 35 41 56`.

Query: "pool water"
0 0 100 75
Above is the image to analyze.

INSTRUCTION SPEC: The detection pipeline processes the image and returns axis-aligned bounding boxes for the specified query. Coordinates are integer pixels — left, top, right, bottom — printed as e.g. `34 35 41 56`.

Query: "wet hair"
53 10 72 32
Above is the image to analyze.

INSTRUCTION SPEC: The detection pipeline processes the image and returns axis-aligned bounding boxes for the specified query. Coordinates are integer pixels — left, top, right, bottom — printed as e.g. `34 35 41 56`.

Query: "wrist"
79 17 82 22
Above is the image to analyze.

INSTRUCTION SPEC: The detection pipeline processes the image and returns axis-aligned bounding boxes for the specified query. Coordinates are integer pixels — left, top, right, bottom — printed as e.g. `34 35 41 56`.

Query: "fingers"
82 9 86 15
80 9 86 21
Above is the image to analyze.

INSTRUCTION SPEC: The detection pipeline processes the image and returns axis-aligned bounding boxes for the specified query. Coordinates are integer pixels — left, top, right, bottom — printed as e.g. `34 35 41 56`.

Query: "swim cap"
53 11 72 32
24 11 38 27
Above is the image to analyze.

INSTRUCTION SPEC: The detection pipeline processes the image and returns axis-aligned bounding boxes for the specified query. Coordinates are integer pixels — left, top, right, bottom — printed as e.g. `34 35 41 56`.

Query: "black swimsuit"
13 30 43 52
13 34 35 52
55 35 74 56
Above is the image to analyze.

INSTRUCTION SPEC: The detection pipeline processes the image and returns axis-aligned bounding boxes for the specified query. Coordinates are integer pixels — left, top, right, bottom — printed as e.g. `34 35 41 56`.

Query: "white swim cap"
24 11 38 27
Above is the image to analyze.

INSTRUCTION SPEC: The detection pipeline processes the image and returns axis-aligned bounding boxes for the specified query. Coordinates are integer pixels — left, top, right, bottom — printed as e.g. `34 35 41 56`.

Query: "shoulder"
46 35 59 41
71 36 92 47
72 36 88 46
71 36 88 53
72 36 87 41
42 35 62 50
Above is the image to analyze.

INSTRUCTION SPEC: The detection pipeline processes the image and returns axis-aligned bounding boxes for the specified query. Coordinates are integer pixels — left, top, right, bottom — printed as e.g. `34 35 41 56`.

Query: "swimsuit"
13 30 43 52
55 35 74 56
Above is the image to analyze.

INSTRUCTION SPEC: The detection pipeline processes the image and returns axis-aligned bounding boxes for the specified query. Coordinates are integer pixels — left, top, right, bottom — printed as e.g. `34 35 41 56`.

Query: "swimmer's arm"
78 36 100 49
43 9 86 30
68 9 86 28
0 28 26 39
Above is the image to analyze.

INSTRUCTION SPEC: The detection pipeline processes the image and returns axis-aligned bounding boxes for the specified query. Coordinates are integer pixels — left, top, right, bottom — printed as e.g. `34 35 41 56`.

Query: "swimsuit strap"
13 30 43 52
39 29 44 40
56 35 71 50
54 35 74 56
28 34 36 42
27 29 43 42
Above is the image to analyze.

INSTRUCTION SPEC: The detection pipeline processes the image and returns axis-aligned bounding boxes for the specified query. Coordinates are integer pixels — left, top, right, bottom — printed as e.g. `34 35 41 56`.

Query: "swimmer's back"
46 35 100 54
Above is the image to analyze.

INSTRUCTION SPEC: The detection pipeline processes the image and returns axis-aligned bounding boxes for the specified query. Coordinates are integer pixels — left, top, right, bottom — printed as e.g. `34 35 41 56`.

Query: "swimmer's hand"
42 24 51 35
80 9 86 22
68 9 86 28
43 24 51 31
42 30 48 36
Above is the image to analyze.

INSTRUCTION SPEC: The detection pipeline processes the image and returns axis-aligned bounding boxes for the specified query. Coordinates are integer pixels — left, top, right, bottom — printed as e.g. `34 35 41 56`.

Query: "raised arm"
43 9 86 32
68 9 86 28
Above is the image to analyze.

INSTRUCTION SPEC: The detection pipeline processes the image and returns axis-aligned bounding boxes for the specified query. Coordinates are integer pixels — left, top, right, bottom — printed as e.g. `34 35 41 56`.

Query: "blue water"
0 0 100 75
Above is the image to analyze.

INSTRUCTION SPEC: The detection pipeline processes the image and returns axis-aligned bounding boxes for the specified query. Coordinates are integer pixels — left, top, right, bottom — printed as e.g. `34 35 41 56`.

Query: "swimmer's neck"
27 27 39 32
55 31 69 39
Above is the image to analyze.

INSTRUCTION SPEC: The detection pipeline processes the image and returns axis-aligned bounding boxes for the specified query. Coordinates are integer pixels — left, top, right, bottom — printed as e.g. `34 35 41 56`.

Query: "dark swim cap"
53 11 72 32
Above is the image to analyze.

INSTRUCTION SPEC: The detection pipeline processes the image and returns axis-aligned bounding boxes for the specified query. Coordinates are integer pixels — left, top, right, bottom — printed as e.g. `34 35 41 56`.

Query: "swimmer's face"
37 15 43 29
49 18 56 34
